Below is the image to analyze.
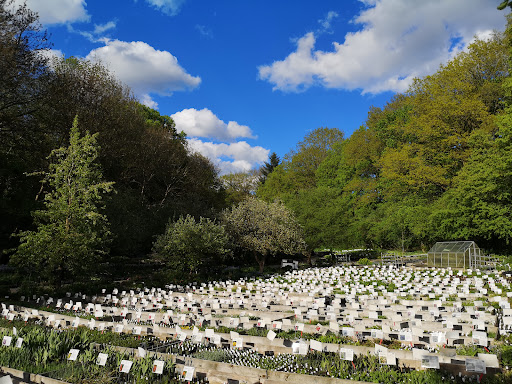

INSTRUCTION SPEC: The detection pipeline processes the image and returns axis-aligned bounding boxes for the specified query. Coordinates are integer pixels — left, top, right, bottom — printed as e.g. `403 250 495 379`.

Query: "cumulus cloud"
145 0 186 16
171 108 255 141
12 0 89 25
259 0 506 94
188 138 269 175
39 48 64 63
86 40 201 107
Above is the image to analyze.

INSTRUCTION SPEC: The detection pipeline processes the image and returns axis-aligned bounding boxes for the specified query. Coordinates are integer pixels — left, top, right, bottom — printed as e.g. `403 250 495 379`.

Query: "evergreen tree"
10 117 114 288
259 152 280 184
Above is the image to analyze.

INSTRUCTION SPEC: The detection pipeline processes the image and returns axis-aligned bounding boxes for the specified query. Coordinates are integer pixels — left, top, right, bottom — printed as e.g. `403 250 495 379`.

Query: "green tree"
37 56 225 255
153 214 231 275
221 170 260 206
0 0 51 255
222 198 306 272
258 127 344 200
10 118 114 288
282 186 350 252
431 123 512 251
259 152 280 184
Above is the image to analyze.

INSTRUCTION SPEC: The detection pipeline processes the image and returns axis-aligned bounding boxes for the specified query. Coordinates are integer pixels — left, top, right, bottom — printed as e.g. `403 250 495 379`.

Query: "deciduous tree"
153 214 231 275
222 198 306 272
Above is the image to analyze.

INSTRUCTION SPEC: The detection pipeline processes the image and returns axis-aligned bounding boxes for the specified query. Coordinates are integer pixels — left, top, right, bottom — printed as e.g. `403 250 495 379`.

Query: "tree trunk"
254 251 266 273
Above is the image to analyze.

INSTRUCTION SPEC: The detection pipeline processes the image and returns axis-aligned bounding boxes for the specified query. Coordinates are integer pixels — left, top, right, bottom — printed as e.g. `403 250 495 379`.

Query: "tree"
282 186 350 252
0 0 51 254
0 0 50 139
284 127 344 190
10 118 114 288
222 198 306 272
153 214 231 276
430 121 512 251
37 56 225 255
221 170 260 206
257 127 344 200
259 152 280 184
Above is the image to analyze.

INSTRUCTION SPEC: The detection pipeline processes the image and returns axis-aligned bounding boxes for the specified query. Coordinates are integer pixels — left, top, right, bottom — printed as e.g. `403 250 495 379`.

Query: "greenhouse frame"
427 241 485 269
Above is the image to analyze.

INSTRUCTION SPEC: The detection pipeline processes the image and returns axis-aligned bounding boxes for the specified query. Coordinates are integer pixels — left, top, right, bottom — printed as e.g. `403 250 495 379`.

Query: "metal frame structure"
381 253 405 267
381 253 426 267
427 241 483 269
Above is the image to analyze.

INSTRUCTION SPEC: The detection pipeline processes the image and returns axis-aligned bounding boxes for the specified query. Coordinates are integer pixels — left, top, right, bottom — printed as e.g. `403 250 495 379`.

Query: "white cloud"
188 138 269 175
145 0 186 16
86 40 201 107
195 24 213 39
259 0 506 94
172 108 255 141
318 11 338 34
39 48 64 63
74 20 117 43
140 94 159 109
93 21 116 35
13 0 89 25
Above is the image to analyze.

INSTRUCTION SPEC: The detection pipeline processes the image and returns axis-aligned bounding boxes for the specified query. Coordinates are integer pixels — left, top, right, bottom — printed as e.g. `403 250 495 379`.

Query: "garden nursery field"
0 264 512 384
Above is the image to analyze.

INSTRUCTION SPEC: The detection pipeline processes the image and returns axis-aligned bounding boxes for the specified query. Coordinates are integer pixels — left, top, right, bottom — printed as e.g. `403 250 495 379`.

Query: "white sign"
153 360 164 374
2 336 11 347
466 358 486 373
421 355 440 369
340 348 354 361
96 353 108 366
119 360 133 373
67 349 79 361
182 366 195 381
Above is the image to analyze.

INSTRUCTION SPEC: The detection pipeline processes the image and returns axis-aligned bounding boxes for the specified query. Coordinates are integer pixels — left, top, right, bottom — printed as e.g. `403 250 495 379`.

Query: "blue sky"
17 0 507 174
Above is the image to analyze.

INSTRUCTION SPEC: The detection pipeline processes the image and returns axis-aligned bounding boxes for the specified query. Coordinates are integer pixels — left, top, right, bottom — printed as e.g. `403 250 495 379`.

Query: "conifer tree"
11 117 114 288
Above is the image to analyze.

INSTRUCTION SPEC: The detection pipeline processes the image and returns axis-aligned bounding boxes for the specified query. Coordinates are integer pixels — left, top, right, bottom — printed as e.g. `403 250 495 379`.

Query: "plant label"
96 353 108 366
67 349 79 361
340 348 354 361
119 360 132 373
2 336 11 347
182 366 194 381
153 360 164 374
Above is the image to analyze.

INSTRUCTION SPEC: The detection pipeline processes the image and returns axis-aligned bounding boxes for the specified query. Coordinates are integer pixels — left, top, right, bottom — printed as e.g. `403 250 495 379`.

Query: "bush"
153 215 231 275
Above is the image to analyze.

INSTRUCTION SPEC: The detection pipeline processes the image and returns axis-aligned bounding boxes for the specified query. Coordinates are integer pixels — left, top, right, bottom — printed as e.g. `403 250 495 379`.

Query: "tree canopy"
258 31 511 253
10 118 114 288
153 215 231 276
222 198 306 272
0 1 226 258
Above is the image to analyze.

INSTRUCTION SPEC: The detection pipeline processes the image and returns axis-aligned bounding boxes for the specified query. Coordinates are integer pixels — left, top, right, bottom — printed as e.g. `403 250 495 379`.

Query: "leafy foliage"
221 170 260 206
259 152 280 184
222 198 306 272
258 32 512 253
153 214 231 275
10 118 114 288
